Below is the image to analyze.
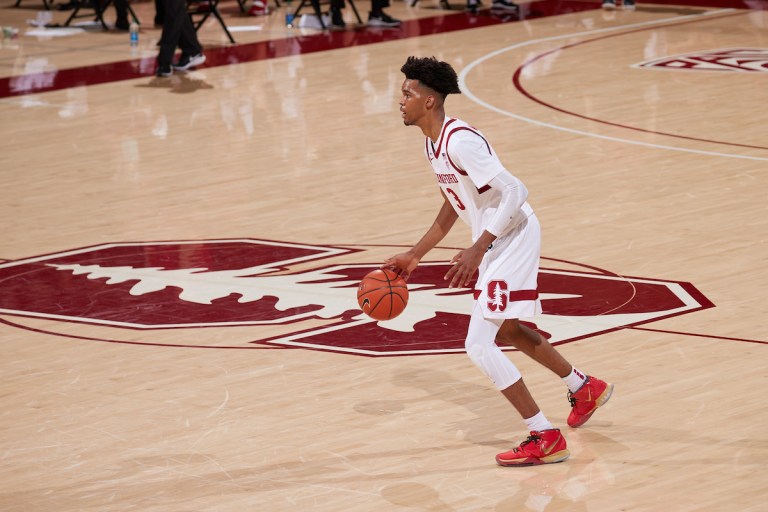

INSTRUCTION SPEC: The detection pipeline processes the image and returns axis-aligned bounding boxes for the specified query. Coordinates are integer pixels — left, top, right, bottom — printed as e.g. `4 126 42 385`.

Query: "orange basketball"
357 268 409 321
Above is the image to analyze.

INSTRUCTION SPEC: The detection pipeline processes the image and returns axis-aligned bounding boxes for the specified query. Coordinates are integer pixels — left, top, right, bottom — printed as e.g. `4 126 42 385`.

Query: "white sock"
524 411 554 432
562 367 587 393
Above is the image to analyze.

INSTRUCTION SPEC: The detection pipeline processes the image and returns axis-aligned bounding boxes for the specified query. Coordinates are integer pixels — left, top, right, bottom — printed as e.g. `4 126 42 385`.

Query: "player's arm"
384 194 458 279
485 171 528 236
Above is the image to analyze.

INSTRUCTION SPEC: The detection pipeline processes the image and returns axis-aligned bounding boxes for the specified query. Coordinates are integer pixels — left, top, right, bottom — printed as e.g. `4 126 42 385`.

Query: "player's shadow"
137 73 214 94
353 366 519 447
381 482 457 511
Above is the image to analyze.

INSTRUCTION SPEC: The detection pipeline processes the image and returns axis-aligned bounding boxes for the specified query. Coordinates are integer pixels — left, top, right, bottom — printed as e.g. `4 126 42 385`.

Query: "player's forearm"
410 226 447 261
471 230 497 254
485 173 528 237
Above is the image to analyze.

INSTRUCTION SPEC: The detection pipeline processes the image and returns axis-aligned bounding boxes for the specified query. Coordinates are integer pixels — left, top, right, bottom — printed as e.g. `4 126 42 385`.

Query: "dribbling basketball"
357 268 409 321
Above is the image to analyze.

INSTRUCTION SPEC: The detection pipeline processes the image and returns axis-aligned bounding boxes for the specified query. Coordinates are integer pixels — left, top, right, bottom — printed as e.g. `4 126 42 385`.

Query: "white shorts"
474 212 542 320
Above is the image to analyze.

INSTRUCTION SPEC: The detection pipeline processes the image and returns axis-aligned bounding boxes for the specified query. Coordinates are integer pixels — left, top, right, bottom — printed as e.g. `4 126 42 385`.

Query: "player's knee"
465 333 485 364
465 331 498 368
495 330 513 347
465 335 522 389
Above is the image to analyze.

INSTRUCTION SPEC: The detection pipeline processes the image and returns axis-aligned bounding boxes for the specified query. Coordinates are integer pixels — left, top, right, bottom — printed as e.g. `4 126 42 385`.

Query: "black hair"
400 56 462 97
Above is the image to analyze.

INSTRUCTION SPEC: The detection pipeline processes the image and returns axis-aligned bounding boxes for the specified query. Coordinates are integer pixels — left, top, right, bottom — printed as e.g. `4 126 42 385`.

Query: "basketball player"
384 56 614 466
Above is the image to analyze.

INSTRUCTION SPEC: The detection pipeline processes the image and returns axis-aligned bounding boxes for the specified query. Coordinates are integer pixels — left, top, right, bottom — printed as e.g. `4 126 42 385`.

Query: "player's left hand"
444 245 484 288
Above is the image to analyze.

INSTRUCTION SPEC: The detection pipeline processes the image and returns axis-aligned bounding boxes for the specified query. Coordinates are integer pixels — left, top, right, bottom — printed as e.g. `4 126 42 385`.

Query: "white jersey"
426 117 541 320
424 117 533 242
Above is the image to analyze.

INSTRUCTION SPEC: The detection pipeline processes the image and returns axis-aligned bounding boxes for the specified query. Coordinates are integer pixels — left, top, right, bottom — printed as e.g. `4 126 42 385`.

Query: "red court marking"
0 241 715 353
0 316 292 349
511 10 768 152
629 325 767 344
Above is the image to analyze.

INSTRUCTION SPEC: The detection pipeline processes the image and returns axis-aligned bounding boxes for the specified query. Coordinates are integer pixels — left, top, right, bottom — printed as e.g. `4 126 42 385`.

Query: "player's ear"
425 94 435 109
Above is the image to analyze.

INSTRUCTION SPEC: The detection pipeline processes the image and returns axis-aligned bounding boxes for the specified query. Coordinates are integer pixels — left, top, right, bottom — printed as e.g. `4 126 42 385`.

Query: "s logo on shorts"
487 280 509 312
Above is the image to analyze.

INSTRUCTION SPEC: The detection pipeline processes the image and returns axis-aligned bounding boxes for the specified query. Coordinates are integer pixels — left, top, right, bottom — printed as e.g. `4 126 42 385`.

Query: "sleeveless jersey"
424 117 533 242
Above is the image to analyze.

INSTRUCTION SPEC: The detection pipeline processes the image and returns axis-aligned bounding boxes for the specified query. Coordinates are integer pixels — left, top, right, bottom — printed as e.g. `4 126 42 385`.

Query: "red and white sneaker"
567 375 614 428
496 429 570 467
248 0 269 16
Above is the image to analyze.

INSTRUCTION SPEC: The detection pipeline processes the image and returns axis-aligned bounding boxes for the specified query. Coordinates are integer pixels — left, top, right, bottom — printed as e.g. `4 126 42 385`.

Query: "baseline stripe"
629 326 767 345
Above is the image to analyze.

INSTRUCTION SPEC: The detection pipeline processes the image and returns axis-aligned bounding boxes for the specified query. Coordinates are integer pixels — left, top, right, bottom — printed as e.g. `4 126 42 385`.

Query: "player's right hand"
382 252 419 281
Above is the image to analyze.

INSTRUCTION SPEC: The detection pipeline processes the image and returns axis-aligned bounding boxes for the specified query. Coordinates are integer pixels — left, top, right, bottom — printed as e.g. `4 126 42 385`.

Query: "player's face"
399 79 428 127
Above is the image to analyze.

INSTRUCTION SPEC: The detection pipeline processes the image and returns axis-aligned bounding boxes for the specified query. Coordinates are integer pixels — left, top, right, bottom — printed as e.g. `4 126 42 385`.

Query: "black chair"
186 0 284 44
14 0 53 10
410 0 455 8
187 0 235 43
293 0 362 30
63 0 139 30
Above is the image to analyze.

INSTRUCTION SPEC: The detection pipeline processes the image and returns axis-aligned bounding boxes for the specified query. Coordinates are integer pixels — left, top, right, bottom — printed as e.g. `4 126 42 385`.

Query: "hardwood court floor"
0 0 766 510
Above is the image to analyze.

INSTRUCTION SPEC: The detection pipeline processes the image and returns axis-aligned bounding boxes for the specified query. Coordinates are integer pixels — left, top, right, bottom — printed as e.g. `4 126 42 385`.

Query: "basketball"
357 268 409 321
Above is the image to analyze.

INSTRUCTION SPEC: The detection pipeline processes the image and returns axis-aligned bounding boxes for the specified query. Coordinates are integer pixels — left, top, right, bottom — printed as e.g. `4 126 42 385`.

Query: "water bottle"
129 21 139 47
285 0 294 28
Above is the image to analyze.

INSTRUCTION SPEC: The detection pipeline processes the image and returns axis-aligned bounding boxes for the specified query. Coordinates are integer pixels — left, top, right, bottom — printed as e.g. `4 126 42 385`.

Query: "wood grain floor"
0 1 766 510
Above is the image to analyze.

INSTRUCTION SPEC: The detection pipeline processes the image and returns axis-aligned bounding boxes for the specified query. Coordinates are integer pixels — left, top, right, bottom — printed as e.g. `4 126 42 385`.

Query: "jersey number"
446 188 466 210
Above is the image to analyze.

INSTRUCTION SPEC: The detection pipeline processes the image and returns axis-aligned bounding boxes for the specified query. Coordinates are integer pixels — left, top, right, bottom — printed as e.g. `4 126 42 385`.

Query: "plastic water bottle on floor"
285 0 294 28
129 22 139 47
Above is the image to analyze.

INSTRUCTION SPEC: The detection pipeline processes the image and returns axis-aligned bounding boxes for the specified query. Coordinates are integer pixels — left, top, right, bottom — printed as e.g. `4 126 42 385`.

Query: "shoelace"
520 433 542 448
567 378 591 406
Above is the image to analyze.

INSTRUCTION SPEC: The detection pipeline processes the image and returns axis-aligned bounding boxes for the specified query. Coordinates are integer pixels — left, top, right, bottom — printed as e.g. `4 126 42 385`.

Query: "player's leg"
156 0 188 76
497 319 571 376
464 304 569 466
496 319 614 428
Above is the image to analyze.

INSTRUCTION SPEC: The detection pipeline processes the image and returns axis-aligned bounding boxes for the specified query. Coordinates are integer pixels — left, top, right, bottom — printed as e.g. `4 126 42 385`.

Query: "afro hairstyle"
400 56 461 97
